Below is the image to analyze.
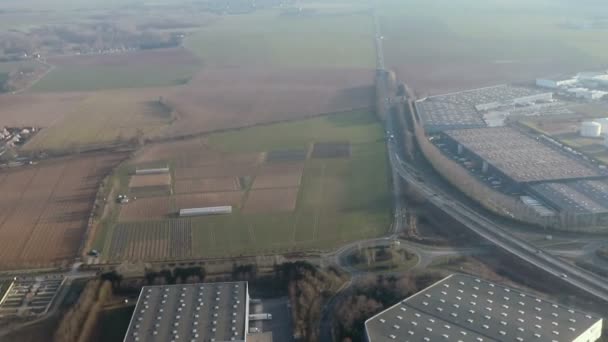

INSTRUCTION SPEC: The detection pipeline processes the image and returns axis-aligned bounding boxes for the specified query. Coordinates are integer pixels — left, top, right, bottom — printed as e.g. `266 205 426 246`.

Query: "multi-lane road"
370 4 608 304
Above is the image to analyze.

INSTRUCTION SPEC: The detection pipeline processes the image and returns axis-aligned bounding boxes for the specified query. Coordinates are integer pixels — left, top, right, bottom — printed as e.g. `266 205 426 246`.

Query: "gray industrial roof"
124 281 248 342
415 85 550 132
365 274 602 342
529 180 608 214
444 127 603 183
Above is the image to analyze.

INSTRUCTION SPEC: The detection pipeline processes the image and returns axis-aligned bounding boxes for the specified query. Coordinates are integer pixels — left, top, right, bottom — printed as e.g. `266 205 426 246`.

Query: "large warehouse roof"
444 127 603 183
365 274 603 342
123 281 248 342
529 180 608 214
415 85 551 132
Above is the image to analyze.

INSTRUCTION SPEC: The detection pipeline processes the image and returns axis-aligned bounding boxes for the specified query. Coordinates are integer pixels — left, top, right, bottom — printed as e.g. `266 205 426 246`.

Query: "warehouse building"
124 281 249 342
365 274 603 342
179 206 233 217
415 85 553 132
439 127 604 185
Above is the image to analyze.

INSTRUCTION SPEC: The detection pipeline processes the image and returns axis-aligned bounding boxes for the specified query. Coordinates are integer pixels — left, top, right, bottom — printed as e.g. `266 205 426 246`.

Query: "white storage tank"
581 121 602 137
596 118 608 133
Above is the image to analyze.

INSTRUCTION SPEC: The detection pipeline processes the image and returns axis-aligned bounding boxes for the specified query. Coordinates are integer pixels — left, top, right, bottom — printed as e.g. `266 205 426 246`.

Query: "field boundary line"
248 223 256 244
18 162 68 260
0 167 39 262
312 163 326 241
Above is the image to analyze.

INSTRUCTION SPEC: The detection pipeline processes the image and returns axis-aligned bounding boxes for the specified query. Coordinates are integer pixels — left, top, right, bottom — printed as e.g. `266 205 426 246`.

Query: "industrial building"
415 85 553 132
529 180 608 215
179 206 233 217
135 167 170 175
124 281 249 342
536 78 578 89
440 127 604 184
365 274 603 342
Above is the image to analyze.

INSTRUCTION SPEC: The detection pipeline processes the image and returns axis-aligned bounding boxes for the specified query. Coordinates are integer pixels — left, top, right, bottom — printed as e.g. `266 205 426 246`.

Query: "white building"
536 78 578 89
581 121 602 137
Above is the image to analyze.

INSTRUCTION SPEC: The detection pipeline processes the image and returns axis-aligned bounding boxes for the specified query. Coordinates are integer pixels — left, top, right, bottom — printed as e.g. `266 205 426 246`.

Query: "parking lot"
0 275 64 317
416 85 554 132
248 297 293 342
530 180 608 214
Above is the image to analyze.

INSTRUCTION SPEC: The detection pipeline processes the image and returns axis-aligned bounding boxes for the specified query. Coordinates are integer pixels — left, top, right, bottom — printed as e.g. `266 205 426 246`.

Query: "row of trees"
276 262 347 341
54 280 113 342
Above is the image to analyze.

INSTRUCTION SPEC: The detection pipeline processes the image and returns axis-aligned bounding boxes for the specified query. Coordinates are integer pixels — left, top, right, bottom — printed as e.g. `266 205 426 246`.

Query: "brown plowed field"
47 47 201 67
118 197 172 221
174 177 239 194
0 153 125 268
252 162 304 189
243 187 299 213
164 67 374 136
129 174 172 188
174 191 243 209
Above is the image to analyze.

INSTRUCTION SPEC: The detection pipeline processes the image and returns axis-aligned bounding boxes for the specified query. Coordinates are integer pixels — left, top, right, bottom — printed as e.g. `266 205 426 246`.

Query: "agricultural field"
184 9 375 68
0 152 126 269
93 109 390 261
20 88 175 152
379 0 608 95
164 66 374 137
31 48 201 92
0 91 86 128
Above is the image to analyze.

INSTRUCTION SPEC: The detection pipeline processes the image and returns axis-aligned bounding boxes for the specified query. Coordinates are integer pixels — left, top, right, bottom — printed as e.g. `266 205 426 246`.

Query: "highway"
371 3 608 304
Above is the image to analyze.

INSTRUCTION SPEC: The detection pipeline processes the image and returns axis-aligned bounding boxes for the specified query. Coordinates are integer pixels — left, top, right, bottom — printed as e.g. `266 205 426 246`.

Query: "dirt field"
312 142 351 158
0 153 125 268
251 162 304 189
23 87 175 151
164 66 374 136
129 174 171 188
243 187 299 213
118 197 171 221
174 177 239 194
174 191 243 209
0 91 86 127
47 48 201 67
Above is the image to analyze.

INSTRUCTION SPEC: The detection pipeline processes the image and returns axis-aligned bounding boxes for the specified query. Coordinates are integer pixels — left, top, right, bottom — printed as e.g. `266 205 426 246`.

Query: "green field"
94 110 391 259
30 64 199 92
379 0 608 66
23 91 174 152
185 10 375 68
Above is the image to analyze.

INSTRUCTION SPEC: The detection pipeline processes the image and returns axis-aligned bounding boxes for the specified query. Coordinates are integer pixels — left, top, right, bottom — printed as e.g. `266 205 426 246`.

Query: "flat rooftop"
529 179 608 214
416 99 486 132
123 281 248 342
444 127 603 183
416 85 550 132
365 274 602 342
